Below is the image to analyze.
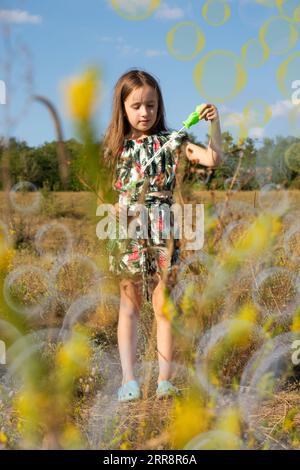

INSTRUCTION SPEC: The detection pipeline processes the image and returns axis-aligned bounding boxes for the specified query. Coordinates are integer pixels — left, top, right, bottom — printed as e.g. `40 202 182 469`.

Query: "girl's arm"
185 104 223 167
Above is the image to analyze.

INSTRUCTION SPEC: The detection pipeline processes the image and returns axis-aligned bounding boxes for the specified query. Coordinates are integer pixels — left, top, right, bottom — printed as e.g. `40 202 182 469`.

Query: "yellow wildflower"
170 391 214 449
236 303 258 324
56 331 91 379
0 432 7 444
236 214 281 256
216 407 241 438
59 423 84 449
65 68 100 120
162 292 176 321
0 233 15 272
120 441 132 450
283 408 298 432
291 307 300 332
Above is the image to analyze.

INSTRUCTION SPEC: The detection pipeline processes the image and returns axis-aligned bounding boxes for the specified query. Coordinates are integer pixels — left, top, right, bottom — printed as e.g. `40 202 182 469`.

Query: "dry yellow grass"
1 190 300 450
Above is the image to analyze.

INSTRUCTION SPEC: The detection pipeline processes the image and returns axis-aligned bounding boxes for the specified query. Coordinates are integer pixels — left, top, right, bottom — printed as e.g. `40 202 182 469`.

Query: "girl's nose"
140 105 149 116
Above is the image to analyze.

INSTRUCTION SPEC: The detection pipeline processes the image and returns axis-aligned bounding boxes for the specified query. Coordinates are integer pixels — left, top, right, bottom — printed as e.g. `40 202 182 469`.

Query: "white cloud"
249 127 265 139
106 0 185 20
99 36 167 57
218 104 236 114
218 98 296 141
0 80 6 105
270 99 294 117
145 49 167 57
154 3 185 20
99 35 165 58
0 9 42 24
116 43 140 55
223 112 244 126
99 36 113 43
108 0 151 15
99 35 140 56
221 99 295 123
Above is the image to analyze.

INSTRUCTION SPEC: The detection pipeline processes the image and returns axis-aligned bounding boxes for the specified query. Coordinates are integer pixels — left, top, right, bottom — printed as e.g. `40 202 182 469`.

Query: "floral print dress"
106 130 189 302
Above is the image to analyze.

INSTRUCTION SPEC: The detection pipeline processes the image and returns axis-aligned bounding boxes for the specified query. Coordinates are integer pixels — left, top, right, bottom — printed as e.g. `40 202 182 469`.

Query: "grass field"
1 189 300 450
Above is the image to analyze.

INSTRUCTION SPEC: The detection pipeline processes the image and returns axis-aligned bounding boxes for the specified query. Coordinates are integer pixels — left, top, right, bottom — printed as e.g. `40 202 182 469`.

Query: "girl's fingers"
200 103 210 111
206 111 214 119
199 103 219 121
206 105 219 121
199 107 210 119
198 103 210 117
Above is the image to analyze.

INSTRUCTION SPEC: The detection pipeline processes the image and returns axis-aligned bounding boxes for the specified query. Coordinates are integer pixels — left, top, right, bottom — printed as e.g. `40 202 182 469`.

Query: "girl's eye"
133 105 155 110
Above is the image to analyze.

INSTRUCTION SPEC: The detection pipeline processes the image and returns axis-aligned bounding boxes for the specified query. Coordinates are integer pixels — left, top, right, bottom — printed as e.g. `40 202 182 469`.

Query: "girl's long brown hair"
102 69 168 184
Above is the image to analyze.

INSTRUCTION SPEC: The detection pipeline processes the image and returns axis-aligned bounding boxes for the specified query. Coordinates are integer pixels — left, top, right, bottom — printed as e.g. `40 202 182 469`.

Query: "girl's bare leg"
152 276 173 384
117 278 142 386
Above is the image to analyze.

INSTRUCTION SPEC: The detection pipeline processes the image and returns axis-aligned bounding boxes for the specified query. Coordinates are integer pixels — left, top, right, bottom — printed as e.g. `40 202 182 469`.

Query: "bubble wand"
141 104 208 174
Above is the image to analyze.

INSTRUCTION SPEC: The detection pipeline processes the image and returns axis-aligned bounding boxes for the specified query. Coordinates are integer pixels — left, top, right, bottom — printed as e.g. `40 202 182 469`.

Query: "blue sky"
0 0 300 147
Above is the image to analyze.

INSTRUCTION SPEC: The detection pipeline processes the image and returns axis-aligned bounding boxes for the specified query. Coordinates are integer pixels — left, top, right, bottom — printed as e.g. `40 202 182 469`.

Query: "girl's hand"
198 103 219 122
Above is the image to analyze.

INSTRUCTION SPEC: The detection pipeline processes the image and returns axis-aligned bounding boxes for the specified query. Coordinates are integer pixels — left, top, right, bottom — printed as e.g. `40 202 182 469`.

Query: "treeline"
0 132 299 191
185 132 300 190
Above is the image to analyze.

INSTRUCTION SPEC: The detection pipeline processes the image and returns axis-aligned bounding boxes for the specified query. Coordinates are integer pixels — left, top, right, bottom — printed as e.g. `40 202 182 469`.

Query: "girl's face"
124 84 158 137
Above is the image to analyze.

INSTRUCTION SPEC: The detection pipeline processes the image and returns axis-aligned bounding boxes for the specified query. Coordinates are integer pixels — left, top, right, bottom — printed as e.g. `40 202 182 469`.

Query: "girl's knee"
119 278 142 314
152 276 166 300
152 279 169 318
119 306 139 320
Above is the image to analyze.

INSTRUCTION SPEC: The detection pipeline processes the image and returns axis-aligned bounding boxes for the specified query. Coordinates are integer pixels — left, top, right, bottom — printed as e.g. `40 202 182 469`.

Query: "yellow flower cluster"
170 392 213 448
291 308 300 332
227 303 259 348
65 68 100 120
0 234 15 273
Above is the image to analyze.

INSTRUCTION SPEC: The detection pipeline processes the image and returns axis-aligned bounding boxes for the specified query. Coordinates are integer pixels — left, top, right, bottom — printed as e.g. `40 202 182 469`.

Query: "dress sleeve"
113 152 133 193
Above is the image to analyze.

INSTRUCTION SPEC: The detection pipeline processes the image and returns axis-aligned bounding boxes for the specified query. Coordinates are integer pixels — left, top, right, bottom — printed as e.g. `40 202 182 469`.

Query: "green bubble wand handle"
141 104 207 174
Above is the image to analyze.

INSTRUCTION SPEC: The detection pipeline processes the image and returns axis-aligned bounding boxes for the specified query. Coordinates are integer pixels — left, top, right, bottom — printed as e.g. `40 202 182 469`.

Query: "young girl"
103 69 222 402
